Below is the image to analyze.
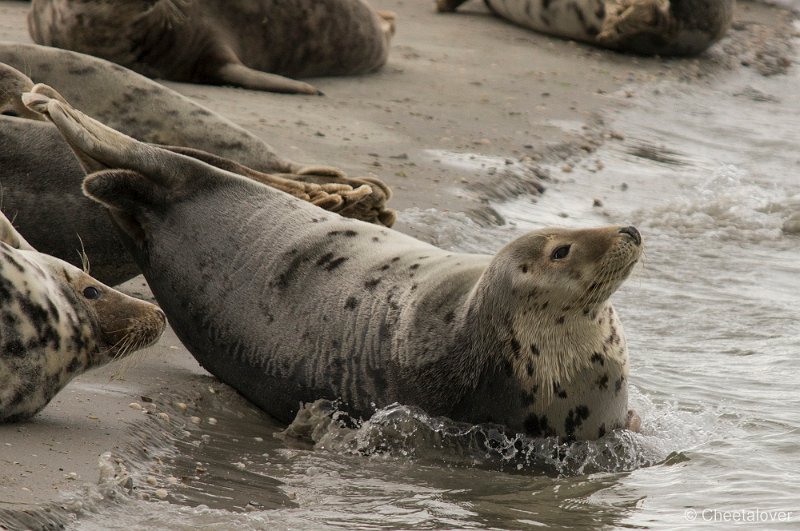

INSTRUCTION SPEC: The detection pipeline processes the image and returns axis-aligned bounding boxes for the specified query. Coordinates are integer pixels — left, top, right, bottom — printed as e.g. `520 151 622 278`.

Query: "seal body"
28 0 395 94
0 210 165 422
0 52 394 284
437 0 734 56
26 90 644 440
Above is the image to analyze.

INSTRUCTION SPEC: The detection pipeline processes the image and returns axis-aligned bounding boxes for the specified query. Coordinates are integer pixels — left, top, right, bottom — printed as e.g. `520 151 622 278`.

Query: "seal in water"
0 61 394 285
0 209 166 422
28 0 396 95
436 0 734 56
26 89 643 441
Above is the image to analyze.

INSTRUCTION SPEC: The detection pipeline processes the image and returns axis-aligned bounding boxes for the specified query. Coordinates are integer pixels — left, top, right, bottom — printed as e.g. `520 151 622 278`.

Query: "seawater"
40 56 800 531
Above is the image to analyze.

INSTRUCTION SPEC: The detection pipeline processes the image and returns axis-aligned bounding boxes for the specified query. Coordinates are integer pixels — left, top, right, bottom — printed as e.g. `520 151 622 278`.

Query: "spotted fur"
0 212 165 422
437 0 734 56
29 0 395 94
27 91 643 440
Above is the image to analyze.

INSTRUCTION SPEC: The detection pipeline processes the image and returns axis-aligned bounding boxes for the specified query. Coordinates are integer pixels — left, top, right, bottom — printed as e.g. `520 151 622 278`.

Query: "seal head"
0 211 165 422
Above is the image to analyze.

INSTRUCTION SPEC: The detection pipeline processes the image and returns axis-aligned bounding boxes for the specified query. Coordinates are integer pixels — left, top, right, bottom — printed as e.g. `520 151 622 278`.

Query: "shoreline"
0 0 796 524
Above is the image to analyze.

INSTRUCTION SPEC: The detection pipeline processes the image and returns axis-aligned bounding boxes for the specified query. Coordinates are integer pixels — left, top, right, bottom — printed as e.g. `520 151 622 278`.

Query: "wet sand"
0 0 796 520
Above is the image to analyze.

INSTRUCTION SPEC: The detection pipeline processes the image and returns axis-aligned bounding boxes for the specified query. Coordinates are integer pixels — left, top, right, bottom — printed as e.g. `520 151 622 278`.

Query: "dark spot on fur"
615 376 625 393
317 253 333 266
332 339 341 349
510 338 521 358
524 413 550 437
372 236 380 242
443 311 455 324
344 297 358 310
410 284 418 291
409 264 420 270
325 257 348 271
328 230 357 237
554 383 568 399
564 405 590 438
531 344 540 356
556 316 565 324
380 264 390 271
364 278 381 290
596 374 609 390
391 257 400 262
520 265 528 273
4 339 24 356
591 352 605 365
526 360 535 377
541 301 549 310
521 390 536 406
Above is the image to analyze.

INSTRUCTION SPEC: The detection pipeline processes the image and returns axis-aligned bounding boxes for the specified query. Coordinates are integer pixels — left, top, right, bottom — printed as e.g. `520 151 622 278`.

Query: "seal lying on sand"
437 0 734 56
28 0 396 95
0 59 394 285
0 44 395 195
26 88 643 440
0 209 166 422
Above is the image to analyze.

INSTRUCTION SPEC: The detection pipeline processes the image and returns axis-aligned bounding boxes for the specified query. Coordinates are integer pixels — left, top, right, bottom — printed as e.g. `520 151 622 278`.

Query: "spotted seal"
0 209 166 422
436 0 734 56
0 57 395 285
28 0 396 95
26 88 643 440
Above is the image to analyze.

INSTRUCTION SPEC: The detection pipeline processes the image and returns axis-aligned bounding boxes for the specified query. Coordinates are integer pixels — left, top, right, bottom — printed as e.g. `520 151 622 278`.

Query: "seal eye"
551 245 571 260
83 286 102 300
1 110 19 117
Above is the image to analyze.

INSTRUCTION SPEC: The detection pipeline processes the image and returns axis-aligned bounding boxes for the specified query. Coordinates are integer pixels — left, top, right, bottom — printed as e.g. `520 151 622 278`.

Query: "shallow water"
12 48 799 531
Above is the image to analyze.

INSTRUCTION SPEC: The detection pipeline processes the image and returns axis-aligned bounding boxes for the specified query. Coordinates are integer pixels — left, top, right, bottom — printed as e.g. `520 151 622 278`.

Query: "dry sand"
0 0 796 521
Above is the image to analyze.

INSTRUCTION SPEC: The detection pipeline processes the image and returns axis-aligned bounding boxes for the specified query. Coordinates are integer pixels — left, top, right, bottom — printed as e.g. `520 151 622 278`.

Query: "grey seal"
28 0 396 95
26 88 643 441
0 208 166 422
437 0 734 56
0 55 395 285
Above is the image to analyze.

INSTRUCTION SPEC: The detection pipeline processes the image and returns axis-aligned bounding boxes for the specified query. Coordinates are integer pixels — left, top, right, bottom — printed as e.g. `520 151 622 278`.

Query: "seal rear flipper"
22 84 233 191
82 170 161 247
213 62 323 96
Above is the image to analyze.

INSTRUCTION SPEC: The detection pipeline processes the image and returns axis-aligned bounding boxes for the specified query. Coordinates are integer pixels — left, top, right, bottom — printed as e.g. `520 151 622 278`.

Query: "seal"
436 0 734 56
28 0 396 95
0 208 166 422
0 44 395 188
26 88 643 441
0 58 394 285
0 63 47 121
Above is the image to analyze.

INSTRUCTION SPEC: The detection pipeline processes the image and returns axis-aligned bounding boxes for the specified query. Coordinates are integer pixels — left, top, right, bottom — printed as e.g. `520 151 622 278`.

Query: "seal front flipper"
214 62 323 96
597 0 672 46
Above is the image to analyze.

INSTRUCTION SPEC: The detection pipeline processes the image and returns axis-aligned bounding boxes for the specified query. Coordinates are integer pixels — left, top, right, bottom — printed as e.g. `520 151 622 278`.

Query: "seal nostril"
619 226 641 246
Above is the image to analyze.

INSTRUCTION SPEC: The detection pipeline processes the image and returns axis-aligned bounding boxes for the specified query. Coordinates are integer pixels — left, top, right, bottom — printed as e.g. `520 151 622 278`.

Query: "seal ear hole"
551 245 571 261
83 286 102 300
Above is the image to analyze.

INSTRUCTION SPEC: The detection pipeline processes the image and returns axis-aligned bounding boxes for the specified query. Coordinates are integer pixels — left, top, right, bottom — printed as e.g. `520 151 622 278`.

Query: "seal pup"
28 0 396 95
0 209 166 422
436 0 734 56
26 89 643 441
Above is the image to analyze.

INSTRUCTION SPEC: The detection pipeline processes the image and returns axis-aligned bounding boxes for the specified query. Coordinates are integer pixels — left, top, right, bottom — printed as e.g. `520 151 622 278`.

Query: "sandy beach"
0 0 796 526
